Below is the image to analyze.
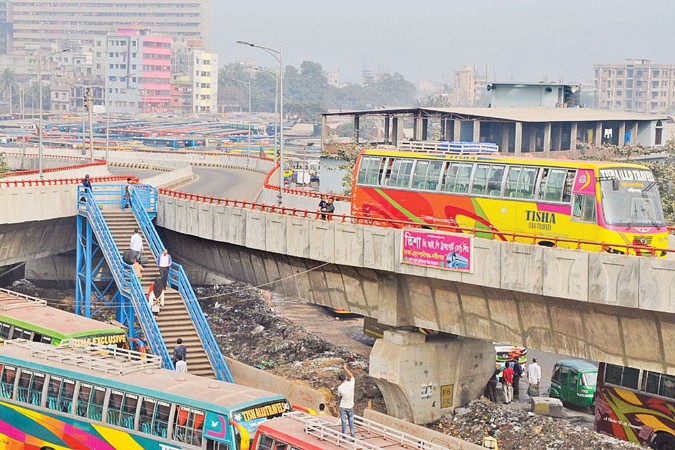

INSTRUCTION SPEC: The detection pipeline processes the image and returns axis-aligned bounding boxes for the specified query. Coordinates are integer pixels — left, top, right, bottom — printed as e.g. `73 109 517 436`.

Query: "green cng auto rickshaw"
549 359 598 409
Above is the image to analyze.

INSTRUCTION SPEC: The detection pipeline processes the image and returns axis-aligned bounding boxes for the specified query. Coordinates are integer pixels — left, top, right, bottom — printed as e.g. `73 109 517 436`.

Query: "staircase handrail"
77 186 173 369
129 187 234 382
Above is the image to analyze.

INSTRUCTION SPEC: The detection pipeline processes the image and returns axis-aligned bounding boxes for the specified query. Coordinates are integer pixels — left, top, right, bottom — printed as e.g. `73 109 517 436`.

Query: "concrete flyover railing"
156 191 675 315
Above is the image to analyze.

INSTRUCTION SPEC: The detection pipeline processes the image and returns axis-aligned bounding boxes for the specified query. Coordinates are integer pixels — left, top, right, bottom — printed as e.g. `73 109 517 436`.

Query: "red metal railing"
1 159 107 178
262 164 352 202
158 188 674 256
0 175 139 188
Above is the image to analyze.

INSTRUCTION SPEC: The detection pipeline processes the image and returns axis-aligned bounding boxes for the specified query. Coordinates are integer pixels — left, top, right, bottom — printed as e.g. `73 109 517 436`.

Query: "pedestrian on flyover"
130 228 143 263
512 360 523 399
317 195 327 219
147 276 165 313
158 248 172 287
123 178 132 209
527 357 542 397
82 174 92 190
321 197 335 221
502 362 514 404
337 364 356 438
173 338 187 368
318 403 328 416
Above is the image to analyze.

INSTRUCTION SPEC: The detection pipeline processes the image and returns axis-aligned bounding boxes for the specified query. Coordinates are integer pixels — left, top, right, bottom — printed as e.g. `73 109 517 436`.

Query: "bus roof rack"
2 339 162 375
0 287 47 310
384 140 499 154
283 410 448 450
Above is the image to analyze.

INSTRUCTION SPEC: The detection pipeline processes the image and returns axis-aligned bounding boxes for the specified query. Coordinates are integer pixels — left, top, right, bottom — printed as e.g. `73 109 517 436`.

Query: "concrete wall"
363 409 485 450
155 195 675 373
0 218 75 266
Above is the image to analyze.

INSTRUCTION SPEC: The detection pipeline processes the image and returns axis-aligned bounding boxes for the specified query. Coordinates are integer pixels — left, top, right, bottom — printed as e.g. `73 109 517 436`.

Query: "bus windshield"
581 371 597 387
599 169 665 227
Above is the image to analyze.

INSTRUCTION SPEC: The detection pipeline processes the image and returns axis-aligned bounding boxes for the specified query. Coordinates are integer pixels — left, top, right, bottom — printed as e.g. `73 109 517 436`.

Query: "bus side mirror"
612 179 620 191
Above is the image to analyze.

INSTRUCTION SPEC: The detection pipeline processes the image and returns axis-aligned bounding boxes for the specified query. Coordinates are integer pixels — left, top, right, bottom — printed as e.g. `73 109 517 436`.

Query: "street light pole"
237 40 284 206
231 78 252 153
252 66 278 168
37 48 69 179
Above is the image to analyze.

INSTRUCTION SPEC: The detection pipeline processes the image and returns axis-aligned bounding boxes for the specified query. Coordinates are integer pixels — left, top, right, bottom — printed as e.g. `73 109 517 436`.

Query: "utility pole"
84 87 94 162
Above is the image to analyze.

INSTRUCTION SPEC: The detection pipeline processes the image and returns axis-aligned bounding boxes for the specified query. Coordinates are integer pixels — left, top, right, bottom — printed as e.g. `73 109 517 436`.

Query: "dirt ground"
5 279 641 449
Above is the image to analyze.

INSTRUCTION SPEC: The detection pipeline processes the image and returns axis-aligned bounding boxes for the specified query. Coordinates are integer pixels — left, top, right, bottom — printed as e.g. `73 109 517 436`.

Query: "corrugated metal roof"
324 107 667 123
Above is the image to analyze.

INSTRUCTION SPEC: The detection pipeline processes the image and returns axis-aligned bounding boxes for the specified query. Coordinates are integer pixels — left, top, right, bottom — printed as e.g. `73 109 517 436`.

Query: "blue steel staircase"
76 184 233 381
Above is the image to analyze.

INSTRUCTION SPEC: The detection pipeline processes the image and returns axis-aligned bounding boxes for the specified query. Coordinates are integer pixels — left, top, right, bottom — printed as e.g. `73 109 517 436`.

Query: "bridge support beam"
369 330 494 425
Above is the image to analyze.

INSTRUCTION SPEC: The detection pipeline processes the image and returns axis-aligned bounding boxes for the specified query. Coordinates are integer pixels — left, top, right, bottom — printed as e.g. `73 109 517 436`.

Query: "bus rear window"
605 363 640 389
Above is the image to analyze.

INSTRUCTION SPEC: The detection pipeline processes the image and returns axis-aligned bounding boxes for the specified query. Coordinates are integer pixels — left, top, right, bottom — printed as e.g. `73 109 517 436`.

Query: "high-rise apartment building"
453 65 488 107
105 28 172 115
172 39 217 114
6 0 207 53
594 59 675 113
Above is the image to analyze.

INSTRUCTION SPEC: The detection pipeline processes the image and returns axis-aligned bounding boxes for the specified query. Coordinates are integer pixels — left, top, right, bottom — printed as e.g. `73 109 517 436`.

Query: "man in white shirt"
158 248 172 287
337 364 356 438
527 357 542 397
129 229 143 262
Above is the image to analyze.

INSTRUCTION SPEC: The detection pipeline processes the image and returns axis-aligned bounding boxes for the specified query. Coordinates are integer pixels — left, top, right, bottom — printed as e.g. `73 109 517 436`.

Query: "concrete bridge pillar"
369 330 494 425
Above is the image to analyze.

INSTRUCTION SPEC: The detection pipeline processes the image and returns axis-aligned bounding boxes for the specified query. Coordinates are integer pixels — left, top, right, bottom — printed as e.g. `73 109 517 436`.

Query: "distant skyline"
211 0 675 86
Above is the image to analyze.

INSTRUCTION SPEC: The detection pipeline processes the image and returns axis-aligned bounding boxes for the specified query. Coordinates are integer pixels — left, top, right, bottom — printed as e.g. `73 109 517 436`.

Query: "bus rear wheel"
652 433 675 450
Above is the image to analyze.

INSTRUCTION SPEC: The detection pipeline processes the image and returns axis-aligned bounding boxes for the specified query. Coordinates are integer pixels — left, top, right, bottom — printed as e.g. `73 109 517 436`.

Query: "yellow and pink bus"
351 149 669 256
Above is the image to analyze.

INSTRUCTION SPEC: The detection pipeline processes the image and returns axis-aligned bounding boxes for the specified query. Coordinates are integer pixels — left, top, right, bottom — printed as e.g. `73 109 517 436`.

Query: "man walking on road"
337 364 356 438
513 360 523 399
527 357 542 397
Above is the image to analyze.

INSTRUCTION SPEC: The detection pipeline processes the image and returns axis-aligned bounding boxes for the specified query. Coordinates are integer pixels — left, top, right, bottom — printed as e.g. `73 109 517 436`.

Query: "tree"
0 152 8 177
0 68 17 114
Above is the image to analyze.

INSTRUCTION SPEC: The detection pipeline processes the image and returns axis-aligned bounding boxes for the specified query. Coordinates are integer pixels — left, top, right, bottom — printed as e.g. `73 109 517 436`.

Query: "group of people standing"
317 195 335 220
487 357 541 404
129 229 173 314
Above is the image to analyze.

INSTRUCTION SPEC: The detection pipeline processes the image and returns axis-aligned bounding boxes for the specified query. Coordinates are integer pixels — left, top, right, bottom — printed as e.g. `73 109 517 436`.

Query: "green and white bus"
0 288 127 347
0 339 291 449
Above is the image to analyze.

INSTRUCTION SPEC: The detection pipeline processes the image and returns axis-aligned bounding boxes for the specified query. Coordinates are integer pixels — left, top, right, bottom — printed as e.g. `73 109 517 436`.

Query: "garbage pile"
432 399 641 450
195 282 386 414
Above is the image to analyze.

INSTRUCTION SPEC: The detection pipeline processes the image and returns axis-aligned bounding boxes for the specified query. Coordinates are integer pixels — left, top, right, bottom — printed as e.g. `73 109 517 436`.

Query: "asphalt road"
177 167 266 202
109 166 267 202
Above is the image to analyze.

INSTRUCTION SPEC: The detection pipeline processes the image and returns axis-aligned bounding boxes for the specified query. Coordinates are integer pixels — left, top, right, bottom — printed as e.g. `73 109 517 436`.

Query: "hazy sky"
211 0 674 86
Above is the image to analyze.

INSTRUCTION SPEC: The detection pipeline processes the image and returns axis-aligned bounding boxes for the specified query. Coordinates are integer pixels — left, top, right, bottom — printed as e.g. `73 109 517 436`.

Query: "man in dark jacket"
513 360 524 399
172 338 187 368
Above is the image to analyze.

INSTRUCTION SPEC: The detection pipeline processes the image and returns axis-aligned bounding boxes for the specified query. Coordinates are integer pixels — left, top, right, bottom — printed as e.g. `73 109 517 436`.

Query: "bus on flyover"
351 147 669 256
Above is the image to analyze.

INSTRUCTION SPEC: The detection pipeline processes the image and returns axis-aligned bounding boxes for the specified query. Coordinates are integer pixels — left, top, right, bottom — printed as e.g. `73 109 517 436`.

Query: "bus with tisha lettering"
351 148 669 256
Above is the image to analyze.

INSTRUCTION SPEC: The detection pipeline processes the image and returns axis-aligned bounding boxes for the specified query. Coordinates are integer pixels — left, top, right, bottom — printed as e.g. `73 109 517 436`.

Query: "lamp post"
251 66 278 169
38 49 69 179
237 40 284 206
231 78 252 153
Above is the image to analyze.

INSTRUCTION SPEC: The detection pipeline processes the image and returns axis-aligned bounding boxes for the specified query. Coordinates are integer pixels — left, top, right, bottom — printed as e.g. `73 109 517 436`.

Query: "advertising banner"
401 229 473 273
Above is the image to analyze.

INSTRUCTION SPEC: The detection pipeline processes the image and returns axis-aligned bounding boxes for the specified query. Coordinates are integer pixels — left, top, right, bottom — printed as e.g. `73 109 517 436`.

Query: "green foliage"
218 62 419 123
331 142 365 196
0 152 8 177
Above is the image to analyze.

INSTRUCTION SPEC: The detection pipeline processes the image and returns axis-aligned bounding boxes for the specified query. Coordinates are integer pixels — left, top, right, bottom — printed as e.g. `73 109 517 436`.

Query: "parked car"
549 359 598 409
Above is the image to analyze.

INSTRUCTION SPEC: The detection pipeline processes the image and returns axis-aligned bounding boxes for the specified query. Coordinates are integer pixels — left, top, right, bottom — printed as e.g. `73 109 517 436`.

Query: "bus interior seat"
472 186 485 195
489 189 501 196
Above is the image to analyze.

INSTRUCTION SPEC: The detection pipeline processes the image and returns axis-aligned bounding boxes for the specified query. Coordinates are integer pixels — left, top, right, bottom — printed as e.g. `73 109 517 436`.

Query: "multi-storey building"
453 65 488 107
5 0 207 54
594 59 675 113
105 28 171 115
172 39 217 114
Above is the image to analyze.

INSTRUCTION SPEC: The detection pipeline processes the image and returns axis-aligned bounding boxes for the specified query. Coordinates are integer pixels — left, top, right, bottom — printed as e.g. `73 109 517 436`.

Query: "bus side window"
572 195 596 222
0 365 16 398
173 405 205 445
562 170 576 202
76 383 92 417
0 323 10 339
259 435 275 450
139 397 169 437
106 390 124 426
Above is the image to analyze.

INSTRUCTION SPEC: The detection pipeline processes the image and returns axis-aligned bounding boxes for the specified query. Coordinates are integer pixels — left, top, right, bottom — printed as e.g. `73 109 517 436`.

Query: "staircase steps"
101 210 215 378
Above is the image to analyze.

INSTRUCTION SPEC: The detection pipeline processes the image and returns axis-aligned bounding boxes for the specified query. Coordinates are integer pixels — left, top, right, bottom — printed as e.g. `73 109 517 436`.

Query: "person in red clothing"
502 362 515 404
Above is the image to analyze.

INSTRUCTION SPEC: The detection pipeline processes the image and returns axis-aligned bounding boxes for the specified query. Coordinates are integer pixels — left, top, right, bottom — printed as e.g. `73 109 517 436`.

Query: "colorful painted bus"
595 362 675 449
351 149 669 256
252 411 448 450
0 339 292 449
0 288 127 347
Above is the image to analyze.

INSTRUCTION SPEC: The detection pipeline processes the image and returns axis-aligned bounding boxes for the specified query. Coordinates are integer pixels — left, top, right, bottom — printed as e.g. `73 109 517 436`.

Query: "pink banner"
401 229 473 272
